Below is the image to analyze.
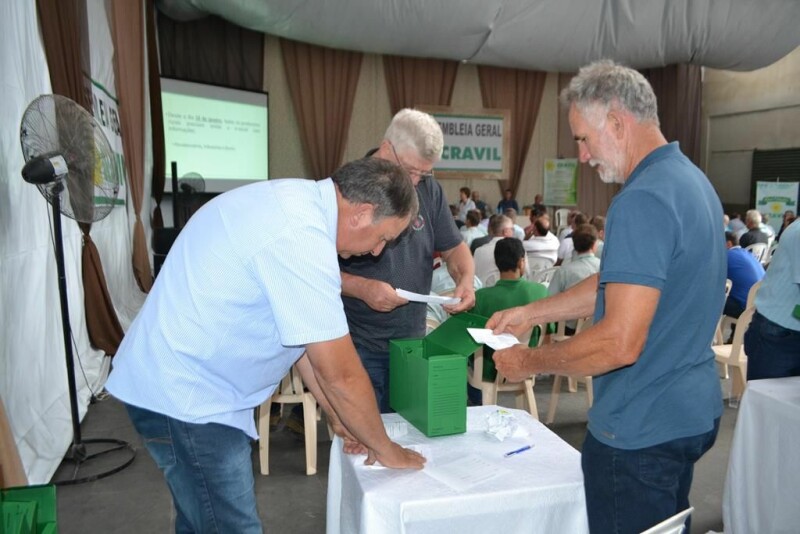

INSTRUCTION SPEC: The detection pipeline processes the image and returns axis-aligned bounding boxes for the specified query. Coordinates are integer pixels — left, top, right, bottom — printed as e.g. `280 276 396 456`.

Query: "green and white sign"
756 181 798 233
421 107 510 181
543 158 578 206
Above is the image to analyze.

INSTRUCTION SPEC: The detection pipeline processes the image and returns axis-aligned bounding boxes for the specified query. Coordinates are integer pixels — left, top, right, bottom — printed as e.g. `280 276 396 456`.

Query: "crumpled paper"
484 409 519 441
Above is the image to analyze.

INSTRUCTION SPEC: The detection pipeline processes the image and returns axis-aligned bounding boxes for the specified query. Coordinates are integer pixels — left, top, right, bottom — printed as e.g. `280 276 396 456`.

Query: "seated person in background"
739 209 769 248
457 186 476 222
531 193 547 216
589 215 605 259
478 203 491 232
760 213 776 241
471 214 500 254
474 215 515 286
776 210 795 242
504 207 526 240
522 213 559 264
724 232 765 321
497 188 519 214
460 209 487 248
556 211 588 266
728 212 746 236
745 218 800 380
558 209 578 241
471 190 488 217
548 224 601 334
449 204 464 228
471 237 549 384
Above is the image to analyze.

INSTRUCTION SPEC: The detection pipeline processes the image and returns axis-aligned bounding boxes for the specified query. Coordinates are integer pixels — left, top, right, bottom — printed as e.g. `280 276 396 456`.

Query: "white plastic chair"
531 266 559 287
745 242 768 263
716 279 760 346
640 507 694 534
256 364 318 475
546 317 594 424
468 326 544 419
525 254 555 278
713 306 754 408
554 208 570 235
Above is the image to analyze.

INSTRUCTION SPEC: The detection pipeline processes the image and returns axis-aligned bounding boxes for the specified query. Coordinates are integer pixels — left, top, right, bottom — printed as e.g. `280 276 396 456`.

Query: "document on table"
424 454 503 492
467 328 521 351
396 288 461 305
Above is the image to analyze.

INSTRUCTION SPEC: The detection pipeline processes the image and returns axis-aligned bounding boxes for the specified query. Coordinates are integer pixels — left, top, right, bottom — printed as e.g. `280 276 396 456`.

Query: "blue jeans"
355 345 393 413
581 418 720 534
125 404 262 534
745 311 800 380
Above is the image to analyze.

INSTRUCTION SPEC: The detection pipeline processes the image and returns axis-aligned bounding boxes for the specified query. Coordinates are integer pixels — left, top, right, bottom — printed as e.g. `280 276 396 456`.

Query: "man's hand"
329 418 368 455
365 442 426 469
362 279 408 312
486 305 535 339
443 284 475 314
493 344 535 382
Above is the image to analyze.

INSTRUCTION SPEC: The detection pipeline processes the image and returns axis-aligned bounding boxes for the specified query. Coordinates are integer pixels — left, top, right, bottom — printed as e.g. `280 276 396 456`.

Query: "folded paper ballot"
396 288 461 305
467 328 521 351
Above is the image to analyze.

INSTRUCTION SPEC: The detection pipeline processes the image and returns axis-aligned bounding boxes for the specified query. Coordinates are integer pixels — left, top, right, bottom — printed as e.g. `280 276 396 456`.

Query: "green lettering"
442 146 450 160
475 147 486 160
492 147 501 160
462 147 474 160
450 146 462 160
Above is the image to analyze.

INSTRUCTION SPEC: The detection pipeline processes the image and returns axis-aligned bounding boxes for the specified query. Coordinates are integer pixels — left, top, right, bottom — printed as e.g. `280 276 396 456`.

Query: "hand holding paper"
396 288 461 306
467 328 521 351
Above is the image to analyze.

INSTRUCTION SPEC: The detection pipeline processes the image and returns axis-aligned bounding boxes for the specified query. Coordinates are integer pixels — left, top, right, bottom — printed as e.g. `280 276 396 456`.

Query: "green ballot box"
389 312 487 437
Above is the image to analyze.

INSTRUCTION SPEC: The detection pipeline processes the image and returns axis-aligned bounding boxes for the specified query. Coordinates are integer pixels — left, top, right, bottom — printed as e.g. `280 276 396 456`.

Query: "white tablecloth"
327 405 589 534
723 377 800 534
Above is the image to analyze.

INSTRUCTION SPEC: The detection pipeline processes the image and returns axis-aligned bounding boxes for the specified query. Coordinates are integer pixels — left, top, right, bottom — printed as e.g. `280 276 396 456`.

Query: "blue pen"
503 444 533 458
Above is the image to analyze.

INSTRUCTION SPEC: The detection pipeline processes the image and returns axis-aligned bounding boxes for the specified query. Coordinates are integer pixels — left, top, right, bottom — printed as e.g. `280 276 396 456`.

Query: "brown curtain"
383 56 458 114
478 66 548 200
556 73 620 217
0 398 27 488
281 39 362 179
641 64 703 167
37 0 124 354
111 0 153 293
146 0 165 228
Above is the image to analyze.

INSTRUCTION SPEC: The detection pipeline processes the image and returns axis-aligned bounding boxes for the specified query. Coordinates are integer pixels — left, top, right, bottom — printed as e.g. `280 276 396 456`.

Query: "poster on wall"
755 181 798 233
89 78 127 206
418 106 510 181
543 158 578 206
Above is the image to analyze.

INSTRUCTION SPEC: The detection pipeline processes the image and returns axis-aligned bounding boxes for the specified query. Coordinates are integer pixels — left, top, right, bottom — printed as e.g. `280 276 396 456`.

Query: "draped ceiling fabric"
156 0 800 73
478 66 547 201
383 56 459 115
280 39 362 180
36 0 124 354
111 0 154 293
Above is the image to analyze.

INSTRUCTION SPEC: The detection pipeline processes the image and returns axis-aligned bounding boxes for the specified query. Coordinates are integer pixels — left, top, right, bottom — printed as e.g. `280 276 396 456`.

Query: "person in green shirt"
471 237 549 383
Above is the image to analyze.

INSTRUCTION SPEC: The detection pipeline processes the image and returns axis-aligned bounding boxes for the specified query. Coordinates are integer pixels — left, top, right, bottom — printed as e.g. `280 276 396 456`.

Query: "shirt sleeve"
251 220 348 347
600 190 676 291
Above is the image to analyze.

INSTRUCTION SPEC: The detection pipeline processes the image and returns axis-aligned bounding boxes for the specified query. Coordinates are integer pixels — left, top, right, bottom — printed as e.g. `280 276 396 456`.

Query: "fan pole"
50 188 87 461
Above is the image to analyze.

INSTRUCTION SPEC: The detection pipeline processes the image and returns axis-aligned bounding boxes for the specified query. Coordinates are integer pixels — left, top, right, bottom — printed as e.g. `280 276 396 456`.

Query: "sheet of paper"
467 328 521 350
396 288 461 305
424 454 502 492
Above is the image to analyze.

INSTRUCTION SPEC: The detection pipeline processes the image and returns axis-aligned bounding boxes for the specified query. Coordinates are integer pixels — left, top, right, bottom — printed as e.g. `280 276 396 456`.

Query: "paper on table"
396 288 461 305
467 328 521 350
424 453 504 492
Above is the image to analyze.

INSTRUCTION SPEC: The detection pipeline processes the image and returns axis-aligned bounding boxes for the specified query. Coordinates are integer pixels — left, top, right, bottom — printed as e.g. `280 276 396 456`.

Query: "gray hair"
560 60 659 126
384 108 444 162
332 158 418 222
745 209 762 226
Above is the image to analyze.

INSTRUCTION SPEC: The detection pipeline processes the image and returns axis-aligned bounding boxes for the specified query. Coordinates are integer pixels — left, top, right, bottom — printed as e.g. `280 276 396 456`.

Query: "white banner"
90 80 127 205
755 181 798 233
419 107 510 181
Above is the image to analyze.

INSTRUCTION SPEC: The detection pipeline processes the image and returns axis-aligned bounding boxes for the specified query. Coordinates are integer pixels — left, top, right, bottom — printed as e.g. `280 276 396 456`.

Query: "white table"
723 377 800 533
327 405 589 534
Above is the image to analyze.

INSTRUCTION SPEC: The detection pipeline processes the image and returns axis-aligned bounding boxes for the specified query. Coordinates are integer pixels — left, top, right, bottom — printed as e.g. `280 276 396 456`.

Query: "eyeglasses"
388 141 434 182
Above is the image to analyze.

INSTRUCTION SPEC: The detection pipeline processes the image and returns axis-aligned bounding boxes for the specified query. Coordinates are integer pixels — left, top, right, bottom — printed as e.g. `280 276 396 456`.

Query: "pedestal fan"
19 94 135 485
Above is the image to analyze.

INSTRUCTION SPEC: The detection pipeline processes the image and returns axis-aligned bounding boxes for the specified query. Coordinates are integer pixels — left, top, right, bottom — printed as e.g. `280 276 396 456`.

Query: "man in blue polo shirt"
487 60 724 533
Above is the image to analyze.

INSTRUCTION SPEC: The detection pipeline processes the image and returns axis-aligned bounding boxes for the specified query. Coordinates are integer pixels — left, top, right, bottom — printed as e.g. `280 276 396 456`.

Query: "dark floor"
54 375 738 533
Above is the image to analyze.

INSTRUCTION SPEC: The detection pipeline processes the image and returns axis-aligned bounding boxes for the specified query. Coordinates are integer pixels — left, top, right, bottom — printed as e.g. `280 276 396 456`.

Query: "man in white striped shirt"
106 158 425 533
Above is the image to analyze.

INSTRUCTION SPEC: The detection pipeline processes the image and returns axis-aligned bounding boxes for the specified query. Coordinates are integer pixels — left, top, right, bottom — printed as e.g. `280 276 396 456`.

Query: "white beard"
590 159 623 184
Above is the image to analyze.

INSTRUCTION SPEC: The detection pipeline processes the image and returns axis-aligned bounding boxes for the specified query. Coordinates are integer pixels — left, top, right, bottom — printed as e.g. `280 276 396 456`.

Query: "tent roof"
157 0 800 72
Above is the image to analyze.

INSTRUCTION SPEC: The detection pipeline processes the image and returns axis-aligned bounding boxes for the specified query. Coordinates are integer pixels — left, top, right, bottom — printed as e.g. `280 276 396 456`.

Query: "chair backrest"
724 278 733 297
719 306 755 364
745 242 768 263
554 208 570 229
640 507 694 534
526 253 555 276
482 270 500 288
532 266 559 286
745 279 761 308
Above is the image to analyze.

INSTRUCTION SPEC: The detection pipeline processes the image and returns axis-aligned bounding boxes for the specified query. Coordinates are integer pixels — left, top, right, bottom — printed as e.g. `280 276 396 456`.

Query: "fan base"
52 438 136 486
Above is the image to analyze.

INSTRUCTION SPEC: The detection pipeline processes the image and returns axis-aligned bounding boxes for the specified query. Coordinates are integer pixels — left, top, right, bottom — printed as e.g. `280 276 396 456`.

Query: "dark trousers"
581 418 720 534
745 311 800 380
